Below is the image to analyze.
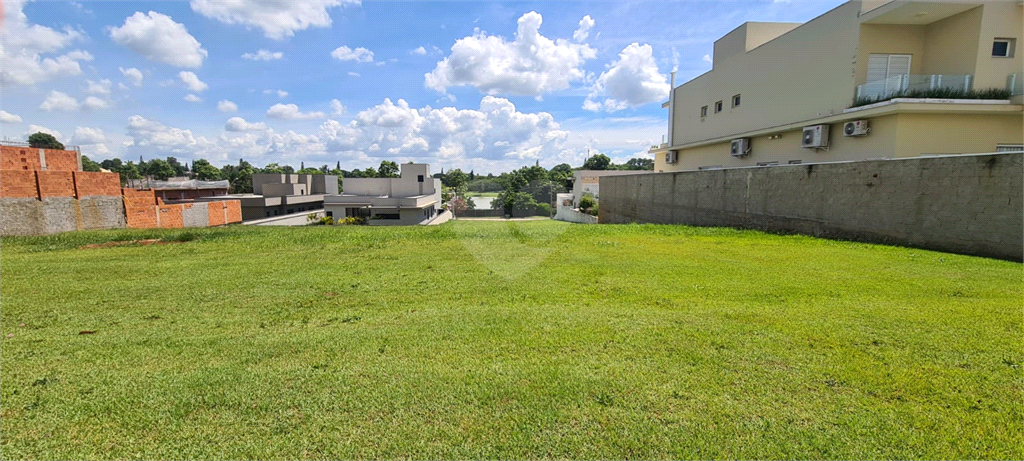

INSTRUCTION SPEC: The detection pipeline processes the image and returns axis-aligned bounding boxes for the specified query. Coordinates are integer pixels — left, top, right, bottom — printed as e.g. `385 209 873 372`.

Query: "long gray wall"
0 196 126 236
599 153 1023 261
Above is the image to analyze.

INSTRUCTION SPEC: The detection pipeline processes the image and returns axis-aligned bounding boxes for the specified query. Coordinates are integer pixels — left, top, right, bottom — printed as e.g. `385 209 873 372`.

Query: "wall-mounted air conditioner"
665 151 678 164
730 138 751 157
801 125 830 148
843 120 870 136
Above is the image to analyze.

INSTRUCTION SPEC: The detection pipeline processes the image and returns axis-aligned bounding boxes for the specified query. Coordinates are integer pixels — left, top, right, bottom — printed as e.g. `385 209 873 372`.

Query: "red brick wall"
202 200 242 226
207 201 226 226
0 170 40 198
75 172 120 197
156 205 184 228
225 200 242 223
122 188 157 207
0 146 40 171
43 149 79 171
0 146 79 172
124 206 159 228
36 171 76 198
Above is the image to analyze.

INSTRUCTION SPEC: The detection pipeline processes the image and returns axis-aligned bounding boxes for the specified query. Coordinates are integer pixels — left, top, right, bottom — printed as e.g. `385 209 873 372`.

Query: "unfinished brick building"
0 143 243 235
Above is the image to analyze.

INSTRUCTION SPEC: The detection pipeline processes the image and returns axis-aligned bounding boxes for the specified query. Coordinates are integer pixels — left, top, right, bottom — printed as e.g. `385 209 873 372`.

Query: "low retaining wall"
0 196 125 236
599 153 1023 261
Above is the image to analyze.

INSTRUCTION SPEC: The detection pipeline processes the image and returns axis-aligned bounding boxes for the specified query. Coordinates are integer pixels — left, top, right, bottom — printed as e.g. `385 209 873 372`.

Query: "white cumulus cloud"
583 43 669 112
120 67 144 86
330 99 346 116
218 100 238 112
72 126 108 145
0 110 24 123
0 0 91 86
184 94 203 103
263 89 289 98
411 46 427 55
108 11 208 68
190 0 356 40
83 96 110 110
267 103 326 120
424 12 596 96
573 15 595 42
242 49 284 61
331 46 374 63
178 71 208 92
40 91 80 111
87 79 112 95
225 117 267 132
317 96 567 163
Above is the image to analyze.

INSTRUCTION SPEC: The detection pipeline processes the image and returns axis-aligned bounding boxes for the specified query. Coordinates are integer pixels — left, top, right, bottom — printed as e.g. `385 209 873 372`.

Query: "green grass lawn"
469 192 500 197
1 221 1021 459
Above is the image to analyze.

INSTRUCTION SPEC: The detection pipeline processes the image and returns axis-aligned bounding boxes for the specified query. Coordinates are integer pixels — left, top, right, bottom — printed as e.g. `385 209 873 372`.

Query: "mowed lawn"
1 221 1021 459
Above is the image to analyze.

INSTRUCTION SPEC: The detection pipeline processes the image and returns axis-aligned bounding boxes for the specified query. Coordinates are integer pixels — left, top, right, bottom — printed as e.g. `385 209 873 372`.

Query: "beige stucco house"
323 163 442 225
652 0 1024 172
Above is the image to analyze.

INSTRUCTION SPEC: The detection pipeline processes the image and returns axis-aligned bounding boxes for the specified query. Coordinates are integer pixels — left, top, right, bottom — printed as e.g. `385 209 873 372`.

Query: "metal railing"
1007 73 1023 96
856 74 973 100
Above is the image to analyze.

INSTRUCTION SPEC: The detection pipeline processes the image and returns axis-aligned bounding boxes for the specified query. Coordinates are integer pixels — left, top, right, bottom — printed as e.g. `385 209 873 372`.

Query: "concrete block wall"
78 196 126 230
182 202 209 227
599 153 1024 261
0 169 126 236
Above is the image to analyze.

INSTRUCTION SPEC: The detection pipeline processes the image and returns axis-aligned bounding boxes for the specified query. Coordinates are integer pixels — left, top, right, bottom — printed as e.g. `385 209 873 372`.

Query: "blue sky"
0 0 844 174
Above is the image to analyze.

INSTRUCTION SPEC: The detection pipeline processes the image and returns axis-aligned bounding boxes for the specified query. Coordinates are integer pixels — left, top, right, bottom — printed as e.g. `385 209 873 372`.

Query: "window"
714 101 723 113
700 106 708 117
996 144 1023 152
756 162 779 167
418 175 424 183
993 38 1015 57
732 94 741 108
788 160 803 165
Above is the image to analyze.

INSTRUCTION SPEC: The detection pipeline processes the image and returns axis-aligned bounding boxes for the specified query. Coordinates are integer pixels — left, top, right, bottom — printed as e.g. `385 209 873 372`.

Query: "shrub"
535 203 552 216
578 194 597 212
340 216 366 225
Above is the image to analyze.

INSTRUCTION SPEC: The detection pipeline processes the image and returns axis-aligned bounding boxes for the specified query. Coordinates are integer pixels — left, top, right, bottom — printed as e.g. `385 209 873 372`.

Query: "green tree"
548 163 574 189
297 167 322 175
261 163 285 174
100 158 123 172
27 132 64 149
142 158 176 180
81 155 102 172
444 168 470 189
362 166 378 178
624 158 654 170
192 159 222 180
166 157 188 177
378 160 400 178
117 161 142 186
582 153 611 170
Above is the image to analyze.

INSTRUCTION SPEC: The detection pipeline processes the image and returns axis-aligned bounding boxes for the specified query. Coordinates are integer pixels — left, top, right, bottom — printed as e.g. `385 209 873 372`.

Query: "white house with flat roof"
324 163 442 225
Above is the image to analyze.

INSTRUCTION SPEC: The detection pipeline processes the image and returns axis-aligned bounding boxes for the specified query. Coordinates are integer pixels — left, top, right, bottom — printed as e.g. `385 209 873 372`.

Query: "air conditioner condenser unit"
843 120 870 137
802 125 830 148
730 138 751 157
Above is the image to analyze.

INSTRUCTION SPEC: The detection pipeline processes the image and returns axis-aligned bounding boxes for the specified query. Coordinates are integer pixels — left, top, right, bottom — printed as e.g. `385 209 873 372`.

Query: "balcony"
856 74 973 100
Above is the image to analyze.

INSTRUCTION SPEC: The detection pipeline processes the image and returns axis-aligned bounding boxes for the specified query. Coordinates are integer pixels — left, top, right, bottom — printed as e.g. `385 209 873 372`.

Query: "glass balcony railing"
1007 73 1023 96
856 74 973 100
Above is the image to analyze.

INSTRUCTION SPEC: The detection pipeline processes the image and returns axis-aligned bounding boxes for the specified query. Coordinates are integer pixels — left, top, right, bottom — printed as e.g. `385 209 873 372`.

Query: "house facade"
652 0 1023 172
196 174 338 221
323 163 442 225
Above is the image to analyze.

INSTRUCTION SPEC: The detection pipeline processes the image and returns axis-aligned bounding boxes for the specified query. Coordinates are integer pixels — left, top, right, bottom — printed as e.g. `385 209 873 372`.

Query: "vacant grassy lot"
1 221 1021 459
